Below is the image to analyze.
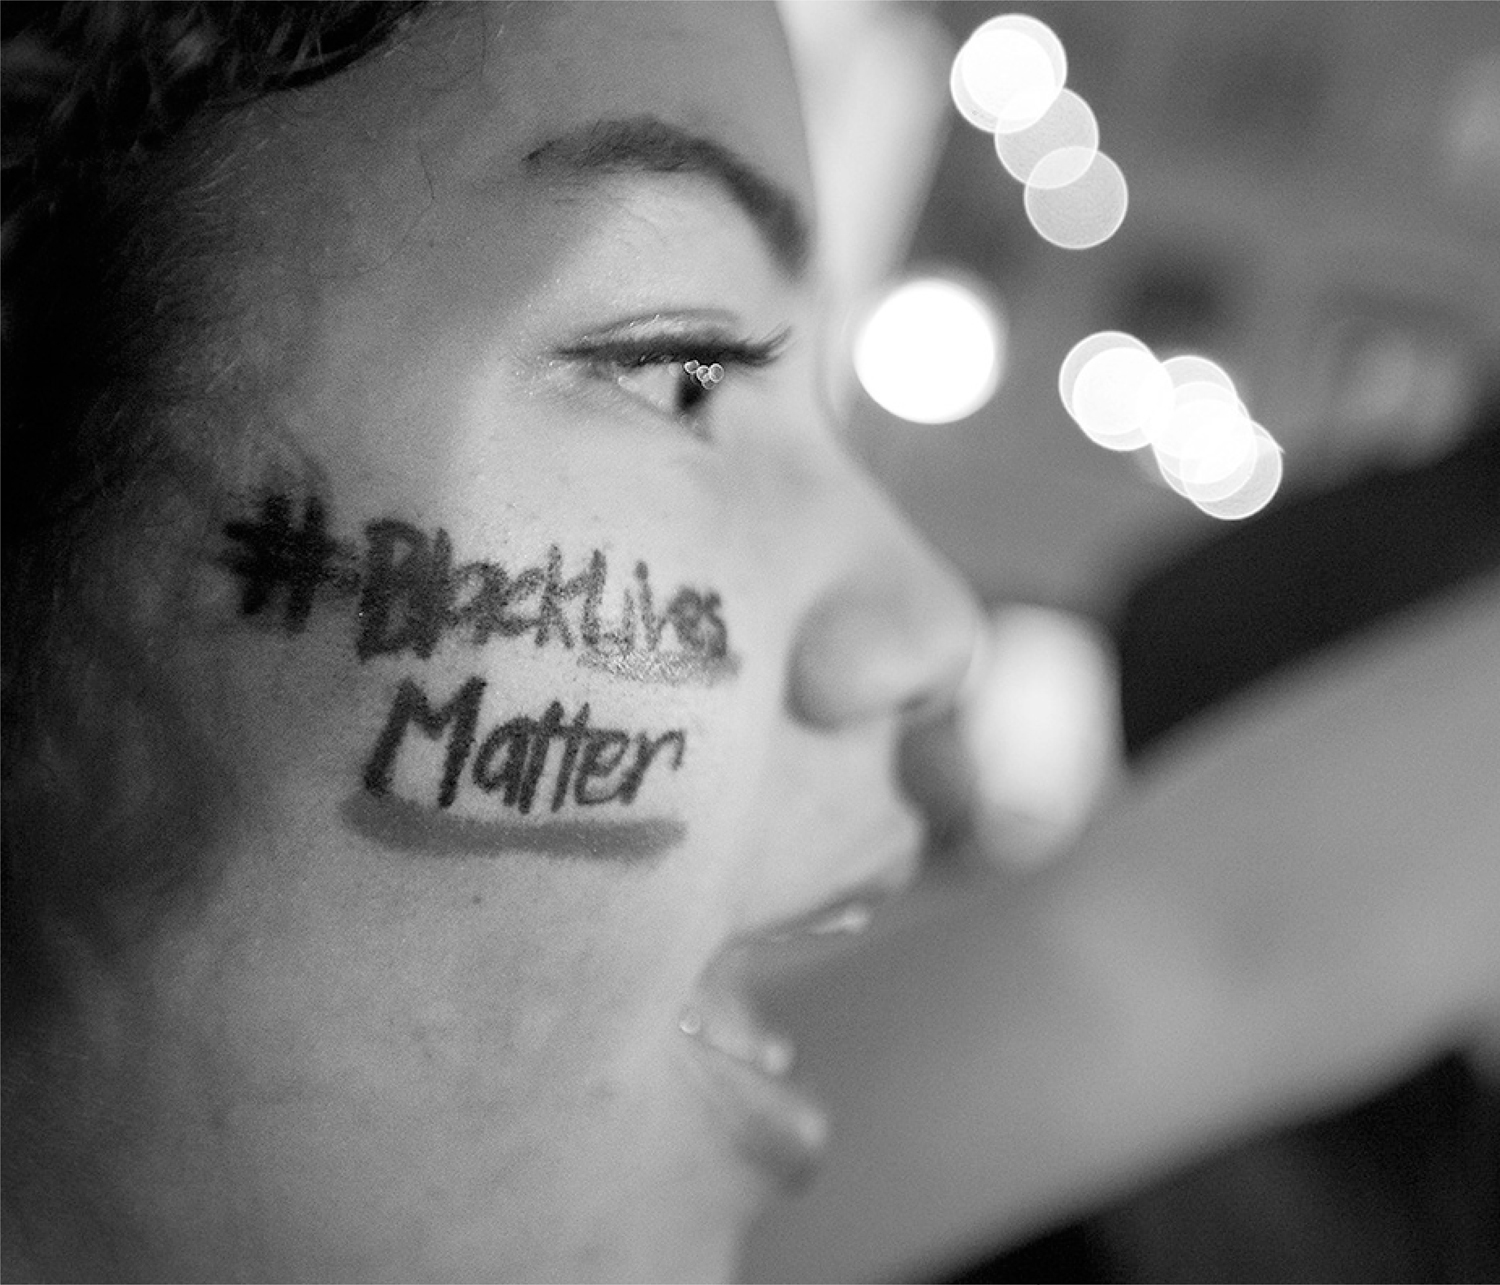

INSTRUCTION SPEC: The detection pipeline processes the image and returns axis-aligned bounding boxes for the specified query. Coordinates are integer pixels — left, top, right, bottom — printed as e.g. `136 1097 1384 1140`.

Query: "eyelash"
558 328 789 437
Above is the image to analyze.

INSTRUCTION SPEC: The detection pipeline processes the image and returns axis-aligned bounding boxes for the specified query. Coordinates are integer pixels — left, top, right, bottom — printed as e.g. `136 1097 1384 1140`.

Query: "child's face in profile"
105 4 978 1280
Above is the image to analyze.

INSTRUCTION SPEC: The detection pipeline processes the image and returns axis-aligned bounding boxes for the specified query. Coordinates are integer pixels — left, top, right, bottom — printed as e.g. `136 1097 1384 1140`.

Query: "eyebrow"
523 115 810 278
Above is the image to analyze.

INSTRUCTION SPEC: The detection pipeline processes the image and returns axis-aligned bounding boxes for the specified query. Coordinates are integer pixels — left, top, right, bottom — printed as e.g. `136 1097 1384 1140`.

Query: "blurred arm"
744 573 1500 1282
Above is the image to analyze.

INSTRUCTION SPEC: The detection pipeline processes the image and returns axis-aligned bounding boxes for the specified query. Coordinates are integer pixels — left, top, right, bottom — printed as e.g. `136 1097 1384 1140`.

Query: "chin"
607 1130 773 1284
628 1169 772 1280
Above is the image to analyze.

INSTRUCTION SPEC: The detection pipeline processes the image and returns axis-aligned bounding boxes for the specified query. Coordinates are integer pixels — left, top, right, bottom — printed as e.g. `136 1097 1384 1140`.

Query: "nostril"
900 609 988 722
897 705 977 854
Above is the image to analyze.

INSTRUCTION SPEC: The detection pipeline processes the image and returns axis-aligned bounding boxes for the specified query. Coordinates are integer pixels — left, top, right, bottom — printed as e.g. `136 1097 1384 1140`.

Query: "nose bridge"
788 459 982 729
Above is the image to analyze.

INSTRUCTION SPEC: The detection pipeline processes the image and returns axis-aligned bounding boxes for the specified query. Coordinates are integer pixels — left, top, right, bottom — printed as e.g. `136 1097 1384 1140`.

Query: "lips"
676 881 902 1189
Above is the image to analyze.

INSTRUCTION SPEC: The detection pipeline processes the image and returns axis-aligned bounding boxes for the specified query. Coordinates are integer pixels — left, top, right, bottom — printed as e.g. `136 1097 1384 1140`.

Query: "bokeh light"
1149 392 1258 502
1024 148 1129 248
953 15 1067 135
993 88 1100 184
948 14 1128 253
1059 333 1173 451
853 277 1006 424
960 605 1121 870
949 53 1004 132
1191 424 1284 519
962 27 1055 126
948 16 1275 513
1059 331 1147 416
1161 353 1242 401
1058 332 1286 518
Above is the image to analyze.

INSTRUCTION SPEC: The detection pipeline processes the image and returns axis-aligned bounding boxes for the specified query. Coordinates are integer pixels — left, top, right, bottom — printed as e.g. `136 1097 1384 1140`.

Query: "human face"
95 4 977 1281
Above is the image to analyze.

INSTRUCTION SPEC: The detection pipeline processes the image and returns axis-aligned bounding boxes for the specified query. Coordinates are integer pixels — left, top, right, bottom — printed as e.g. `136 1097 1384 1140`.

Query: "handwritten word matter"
363 676 686 814
224 496 735 683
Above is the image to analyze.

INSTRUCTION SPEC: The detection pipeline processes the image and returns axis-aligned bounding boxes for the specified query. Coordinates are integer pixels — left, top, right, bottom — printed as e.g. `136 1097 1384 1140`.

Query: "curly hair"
1 1 425 967
1 0 422 529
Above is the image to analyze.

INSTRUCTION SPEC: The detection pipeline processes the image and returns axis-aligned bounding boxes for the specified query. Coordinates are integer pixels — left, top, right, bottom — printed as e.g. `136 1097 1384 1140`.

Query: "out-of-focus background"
807 0 1499 617
746 3 1500 1281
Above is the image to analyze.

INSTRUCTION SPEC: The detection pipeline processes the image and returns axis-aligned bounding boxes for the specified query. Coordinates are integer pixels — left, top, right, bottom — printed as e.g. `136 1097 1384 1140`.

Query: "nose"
788 481 983 730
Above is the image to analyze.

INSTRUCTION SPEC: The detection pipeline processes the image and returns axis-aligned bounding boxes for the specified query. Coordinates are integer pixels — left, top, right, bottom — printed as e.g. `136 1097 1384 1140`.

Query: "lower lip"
677 1028 829 1191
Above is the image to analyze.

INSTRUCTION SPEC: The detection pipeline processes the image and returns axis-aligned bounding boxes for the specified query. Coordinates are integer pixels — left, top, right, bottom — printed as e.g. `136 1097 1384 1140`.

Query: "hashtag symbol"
223 494 343 633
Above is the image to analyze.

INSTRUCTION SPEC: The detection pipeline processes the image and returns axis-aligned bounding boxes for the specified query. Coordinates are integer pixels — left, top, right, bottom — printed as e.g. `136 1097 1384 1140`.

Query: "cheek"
122 462 796 1269
182 482 786 1019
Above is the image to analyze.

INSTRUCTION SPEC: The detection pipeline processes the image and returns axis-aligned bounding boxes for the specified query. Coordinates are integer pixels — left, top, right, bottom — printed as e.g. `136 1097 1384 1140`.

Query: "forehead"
484 2 807 172
293 1 814 226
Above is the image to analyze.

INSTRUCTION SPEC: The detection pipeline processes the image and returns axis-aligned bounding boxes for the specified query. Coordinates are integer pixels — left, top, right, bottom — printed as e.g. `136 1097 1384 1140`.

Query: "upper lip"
760 875 907 943
752 809 924 944
719 815 924 968
679 799 925 1043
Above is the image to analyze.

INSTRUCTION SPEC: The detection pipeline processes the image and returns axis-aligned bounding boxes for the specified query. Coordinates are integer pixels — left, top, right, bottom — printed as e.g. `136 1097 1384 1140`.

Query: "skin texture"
1 5 978 1282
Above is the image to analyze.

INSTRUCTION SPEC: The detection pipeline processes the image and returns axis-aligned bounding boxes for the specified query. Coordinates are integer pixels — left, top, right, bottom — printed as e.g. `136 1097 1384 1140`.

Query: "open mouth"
676 982 827 1190
675 886 896 1189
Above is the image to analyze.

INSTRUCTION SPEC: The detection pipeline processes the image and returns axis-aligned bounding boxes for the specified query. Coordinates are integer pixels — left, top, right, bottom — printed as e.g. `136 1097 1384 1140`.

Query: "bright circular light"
1058 334 1281 519
954 15 1067 134
853 278 1005 424
1150 383 1252 487
1151 396 1258 501
1059 331 1150 416
994 88 1099 183
1070 347 1173 451
1024 148 1128 248
960 605 1120 869
1161 353 1241 401
962 31 1057 131
950 53 1002 132
1192 424 1284 520
1147 379 1242 450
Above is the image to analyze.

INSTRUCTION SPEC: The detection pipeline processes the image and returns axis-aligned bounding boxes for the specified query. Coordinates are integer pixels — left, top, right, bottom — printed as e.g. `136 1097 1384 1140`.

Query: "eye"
557 323 789 438
612 355 726 423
